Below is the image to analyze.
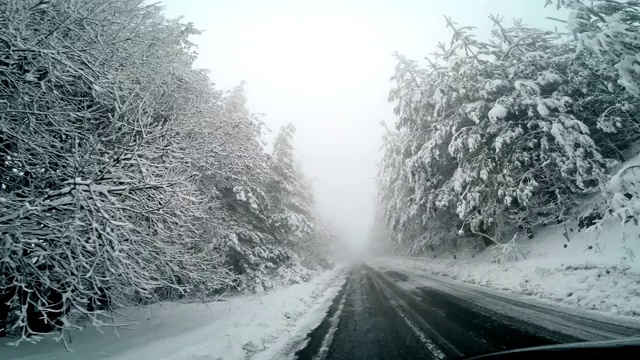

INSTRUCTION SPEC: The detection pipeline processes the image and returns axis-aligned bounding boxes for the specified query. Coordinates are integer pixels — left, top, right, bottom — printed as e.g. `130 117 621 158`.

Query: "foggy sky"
160 0 565 249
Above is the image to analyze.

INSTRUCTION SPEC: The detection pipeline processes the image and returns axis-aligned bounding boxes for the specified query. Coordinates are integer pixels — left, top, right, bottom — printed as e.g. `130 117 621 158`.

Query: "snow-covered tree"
269 124 315 239
367 200 395 255
0 0 334 342
378 5 640 256
548 0 640 97
0 0 243 342
195 95 333 291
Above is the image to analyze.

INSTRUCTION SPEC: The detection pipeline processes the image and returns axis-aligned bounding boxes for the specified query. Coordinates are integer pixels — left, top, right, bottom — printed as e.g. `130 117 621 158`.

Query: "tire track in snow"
311 283 350 360
395 307 445 359
296 263 640 359
367 268 457 358
297 265 450 360
294 277 350 360
403 271 640 341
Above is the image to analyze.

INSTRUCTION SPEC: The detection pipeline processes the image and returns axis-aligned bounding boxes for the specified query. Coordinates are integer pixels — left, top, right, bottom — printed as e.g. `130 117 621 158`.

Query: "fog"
160 0 563 250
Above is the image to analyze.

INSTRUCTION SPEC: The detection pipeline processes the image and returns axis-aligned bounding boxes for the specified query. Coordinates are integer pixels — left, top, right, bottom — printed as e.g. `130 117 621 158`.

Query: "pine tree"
378 5 640 257
271 124 315 218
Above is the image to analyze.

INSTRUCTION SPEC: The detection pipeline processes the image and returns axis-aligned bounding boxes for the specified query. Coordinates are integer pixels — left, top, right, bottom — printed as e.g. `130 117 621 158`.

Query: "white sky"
160 0 565 249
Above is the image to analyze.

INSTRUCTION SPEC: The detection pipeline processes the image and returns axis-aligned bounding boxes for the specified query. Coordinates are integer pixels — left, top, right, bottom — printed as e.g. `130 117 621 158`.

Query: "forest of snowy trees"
7 0 640 349
0 0 333 343
377 0 640 256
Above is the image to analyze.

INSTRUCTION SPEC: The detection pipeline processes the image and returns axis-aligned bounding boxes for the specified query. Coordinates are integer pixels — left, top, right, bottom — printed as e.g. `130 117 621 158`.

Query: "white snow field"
2 266 348 360
376 214 640 318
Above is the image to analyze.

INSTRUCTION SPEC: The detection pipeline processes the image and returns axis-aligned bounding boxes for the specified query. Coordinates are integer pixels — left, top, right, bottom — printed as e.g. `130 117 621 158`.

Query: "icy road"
294 264 640 360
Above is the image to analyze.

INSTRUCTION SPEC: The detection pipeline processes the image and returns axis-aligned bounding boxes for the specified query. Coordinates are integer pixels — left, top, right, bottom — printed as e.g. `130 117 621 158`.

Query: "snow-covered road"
296 263 640 360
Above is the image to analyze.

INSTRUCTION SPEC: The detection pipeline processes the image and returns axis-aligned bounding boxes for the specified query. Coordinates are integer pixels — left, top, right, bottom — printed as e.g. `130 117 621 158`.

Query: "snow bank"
376 218 640 318
2 266 348 360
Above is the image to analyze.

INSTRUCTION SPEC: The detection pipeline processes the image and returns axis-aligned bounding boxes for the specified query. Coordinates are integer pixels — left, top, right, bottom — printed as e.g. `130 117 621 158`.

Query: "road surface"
295 263 640 360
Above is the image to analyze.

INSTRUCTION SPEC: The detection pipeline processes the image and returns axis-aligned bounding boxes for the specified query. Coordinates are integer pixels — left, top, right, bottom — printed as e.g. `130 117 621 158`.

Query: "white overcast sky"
159 0 565 249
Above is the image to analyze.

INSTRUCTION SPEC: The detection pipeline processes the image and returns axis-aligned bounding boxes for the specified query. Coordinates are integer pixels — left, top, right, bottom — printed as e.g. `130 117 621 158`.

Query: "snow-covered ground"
2 266 348 360
376 217 640 318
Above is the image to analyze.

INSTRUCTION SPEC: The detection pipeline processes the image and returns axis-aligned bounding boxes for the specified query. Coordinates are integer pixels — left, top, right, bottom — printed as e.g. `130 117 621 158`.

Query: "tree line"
0 0 332 343
377 0 640 258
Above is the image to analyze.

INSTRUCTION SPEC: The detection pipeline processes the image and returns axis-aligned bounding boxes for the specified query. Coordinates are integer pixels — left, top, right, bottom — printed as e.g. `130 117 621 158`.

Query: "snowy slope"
2 266 348 360
377 151 640 318
376 215 640 318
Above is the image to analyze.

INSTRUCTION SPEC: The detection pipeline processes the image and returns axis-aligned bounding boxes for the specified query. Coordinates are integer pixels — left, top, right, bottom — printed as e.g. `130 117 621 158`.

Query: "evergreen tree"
271 124 315 219
377 5 640 257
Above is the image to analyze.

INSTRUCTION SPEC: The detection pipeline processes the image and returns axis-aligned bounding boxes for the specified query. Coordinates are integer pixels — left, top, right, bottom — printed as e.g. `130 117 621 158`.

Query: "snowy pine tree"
269 124 333 268
378 4 640 256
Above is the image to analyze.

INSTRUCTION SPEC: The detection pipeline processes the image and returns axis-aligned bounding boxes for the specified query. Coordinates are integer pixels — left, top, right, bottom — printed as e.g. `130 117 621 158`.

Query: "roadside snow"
376 218 640 318
2 266 348 360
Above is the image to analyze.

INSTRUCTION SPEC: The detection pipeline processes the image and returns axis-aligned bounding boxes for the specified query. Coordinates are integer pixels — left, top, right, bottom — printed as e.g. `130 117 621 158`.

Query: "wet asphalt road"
295 264 640 360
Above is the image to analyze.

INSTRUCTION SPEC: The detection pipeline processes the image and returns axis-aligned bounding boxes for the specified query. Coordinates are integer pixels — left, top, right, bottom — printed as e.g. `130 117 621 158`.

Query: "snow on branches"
378 4 640 256
0 0 333 343
559 0 640 97
0 0 240 343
